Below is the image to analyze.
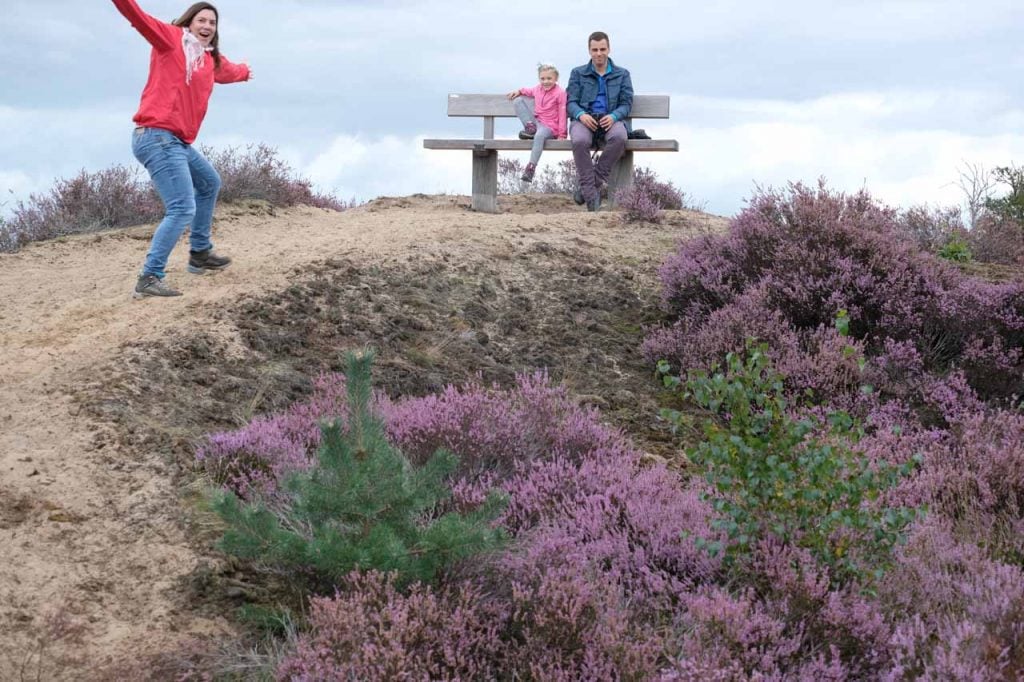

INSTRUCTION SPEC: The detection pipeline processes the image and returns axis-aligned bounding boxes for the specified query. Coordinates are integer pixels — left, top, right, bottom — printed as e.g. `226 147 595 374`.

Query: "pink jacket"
518 84 568 139
112 0 250 144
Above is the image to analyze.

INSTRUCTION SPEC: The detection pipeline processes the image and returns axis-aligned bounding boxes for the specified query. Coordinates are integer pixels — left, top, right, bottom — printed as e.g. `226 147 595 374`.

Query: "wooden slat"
423 139 679 152
447 94 670 119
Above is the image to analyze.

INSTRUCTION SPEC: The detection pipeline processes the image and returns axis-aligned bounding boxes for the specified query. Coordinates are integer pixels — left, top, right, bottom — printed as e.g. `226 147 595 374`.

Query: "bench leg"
471 149 498 213
607 150 635 208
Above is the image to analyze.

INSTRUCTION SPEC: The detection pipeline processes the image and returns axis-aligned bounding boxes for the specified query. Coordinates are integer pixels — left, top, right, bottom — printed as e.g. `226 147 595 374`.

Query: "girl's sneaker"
521 163 536 183
519 121 538 139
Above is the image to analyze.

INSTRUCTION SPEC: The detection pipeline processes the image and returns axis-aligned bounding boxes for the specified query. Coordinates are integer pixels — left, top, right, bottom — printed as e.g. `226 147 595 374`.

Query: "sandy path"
0 196 722 677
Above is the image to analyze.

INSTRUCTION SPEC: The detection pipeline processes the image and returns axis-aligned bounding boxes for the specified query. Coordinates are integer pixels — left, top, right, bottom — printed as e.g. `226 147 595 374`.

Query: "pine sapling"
214 350 506 588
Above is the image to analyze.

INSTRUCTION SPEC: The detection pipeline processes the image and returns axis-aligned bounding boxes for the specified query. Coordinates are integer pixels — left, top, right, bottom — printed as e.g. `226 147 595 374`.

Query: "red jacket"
112 0 250 143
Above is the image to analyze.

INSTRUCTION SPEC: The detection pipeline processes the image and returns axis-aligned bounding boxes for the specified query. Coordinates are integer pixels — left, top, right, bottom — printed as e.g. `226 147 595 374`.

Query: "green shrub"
937 236 972 263
658 343 921 585
214 351 506 588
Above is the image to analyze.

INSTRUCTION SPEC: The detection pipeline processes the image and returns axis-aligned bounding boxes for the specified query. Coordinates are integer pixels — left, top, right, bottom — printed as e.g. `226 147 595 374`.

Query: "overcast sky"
4 0 1024 217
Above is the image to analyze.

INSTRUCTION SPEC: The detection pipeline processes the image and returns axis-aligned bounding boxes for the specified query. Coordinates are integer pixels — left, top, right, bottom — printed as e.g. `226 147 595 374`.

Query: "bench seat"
425 94 679 212
423 139 680 152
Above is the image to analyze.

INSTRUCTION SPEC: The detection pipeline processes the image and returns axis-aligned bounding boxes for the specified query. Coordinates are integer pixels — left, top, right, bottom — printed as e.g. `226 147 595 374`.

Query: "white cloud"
301 134 470 201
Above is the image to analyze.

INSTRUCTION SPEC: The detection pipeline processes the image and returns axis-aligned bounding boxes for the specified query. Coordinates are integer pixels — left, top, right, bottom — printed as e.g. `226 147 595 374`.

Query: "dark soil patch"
0 486 35 530
81 239 679 471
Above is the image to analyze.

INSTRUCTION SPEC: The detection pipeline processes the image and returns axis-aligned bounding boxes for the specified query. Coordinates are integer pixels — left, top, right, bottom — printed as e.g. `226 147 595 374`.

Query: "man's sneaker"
187 249 232 274
573 186 585 205
133 274 182 299
518 130 535 140
521 162 536 183
587 196 602 212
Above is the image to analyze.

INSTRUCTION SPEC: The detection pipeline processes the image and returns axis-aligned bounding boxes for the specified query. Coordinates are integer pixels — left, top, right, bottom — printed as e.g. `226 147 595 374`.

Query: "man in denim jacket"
567 31 634 212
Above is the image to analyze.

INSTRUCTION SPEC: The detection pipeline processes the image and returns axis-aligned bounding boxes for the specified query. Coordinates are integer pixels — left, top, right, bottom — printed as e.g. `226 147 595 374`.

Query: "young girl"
111 0 252 298
507 64 567 183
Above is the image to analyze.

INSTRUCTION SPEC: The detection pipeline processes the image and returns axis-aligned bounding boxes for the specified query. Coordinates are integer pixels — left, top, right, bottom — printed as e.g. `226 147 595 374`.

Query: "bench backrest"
447 94 671 139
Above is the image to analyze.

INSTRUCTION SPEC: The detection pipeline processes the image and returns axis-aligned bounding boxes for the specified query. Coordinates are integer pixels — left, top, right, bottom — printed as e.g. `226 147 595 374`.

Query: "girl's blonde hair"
537 63 559 78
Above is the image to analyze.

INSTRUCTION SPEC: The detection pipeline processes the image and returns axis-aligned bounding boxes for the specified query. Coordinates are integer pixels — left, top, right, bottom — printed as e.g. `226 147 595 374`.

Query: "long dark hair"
173 2 222 68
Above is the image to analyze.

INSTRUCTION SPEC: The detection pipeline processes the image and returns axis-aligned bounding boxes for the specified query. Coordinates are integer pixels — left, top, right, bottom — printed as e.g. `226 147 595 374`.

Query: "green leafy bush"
937 235 972 263
658 343 921 584
214 351 506 588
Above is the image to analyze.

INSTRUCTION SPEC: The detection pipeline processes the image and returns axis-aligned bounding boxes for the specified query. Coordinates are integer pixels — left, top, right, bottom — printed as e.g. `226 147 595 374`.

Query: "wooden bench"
424 94 679 212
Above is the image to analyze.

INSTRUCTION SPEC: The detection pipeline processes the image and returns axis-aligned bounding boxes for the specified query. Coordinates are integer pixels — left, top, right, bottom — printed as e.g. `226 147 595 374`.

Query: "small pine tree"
214 350 506 587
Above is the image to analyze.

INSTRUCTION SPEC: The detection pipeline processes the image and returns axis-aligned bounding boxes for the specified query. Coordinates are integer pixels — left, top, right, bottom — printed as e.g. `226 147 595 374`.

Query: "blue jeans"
132 127 221 278
513 97 556 166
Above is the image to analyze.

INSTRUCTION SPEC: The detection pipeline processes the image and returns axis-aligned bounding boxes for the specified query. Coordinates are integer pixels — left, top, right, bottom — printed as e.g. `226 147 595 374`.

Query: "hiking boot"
573 186 585 205
521 162 536 183
587 196 602 212
133 274 182 299
187 249 232 274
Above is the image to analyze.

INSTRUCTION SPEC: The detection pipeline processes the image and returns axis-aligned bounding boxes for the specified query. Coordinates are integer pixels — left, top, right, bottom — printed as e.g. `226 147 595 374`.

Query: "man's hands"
579 113 615 131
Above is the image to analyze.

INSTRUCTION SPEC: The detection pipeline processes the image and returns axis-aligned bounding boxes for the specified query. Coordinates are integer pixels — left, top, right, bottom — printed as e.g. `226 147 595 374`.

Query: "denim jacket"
566 58 634 123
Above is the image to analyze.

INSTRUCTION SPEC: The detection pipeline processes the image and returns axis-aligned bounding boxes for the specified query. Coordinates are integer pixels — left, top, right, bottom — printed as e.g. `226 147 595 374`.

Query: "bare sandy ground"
0 194 725 678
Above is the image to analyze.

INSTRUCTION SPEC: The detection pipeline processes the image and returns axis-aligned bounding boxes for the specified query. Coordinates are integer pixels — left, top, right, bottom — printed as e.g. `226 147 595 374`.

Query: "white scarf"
182 30 213 85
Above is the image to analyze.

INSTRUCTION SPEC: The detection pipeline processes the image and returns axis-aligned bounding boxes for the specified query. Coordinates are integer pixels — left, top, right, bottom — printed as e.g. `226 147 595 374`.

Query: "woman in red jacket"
112 0 252 298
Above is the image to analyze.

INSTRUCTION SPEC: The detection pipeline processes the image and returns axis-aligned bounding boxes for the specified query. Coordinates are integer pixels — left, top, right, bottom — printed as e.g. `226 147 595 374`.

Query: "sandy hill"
0 194 726 678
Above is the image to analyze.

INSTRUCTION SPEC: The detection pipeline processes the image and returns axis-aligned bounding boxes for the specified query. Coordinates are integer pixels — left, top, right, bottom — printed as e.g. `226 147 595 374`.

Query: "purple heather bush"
497 158 578 196
0 144 349 253
615 167 688 224
646 182 1024 405
277 571 506 680
617 184 664 223
880 520 1024 679
0 165 161 252
897 203 965 253
202 143 351 211
968 212 1024 266
379 370 635 481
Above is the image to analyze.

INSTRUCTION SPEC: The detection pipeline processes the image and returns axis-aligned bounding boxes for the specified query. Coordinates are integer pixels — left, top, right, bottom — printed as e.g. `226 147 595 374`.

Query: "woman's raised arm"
111 0 178 51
